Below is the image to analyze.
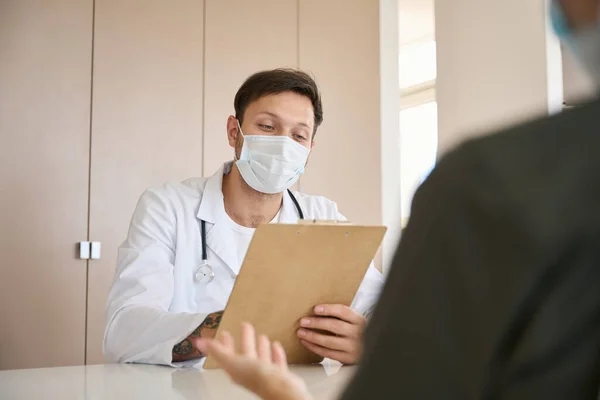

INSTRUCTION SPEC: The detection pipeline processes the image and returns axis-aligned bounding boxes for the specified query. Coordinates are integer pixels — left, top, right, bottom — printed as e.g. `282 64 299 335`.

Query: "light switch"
79 241 90 260
91 242 101 260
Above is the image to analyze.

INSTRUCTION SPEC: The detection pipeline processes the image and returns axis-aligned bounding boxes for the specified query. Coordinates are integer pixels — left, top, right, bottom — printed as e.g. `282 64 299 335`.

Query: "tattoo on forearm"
173 338 194 356
172 311 224 360
201 311 223 330
190 311 224 337
190 325 202 337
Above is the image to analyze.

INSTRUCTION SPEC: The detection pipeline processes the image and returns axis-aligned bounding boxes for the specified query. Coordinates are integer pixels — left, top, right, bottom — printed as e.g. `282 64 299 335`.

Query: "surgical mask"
551 0 600 86
234 121 310 194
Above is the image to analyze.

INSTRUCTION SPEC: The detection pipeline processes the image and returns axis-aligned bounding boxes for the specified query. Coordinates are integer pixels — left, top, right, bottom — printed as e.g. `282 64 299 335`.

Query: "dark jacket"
342 101 600 399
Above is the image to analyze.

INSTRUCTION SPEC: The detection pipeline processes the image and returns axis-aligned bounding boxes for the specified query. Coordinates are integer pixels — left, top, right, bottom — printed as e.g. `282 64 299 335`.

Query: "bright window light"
400 101 438 219
399 40 437 89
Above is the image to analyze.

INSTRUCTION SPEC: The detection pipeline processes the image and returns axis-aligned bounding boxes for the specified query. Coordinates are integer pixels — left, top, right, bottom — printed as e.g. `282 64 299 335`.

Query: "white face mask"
551 1 600 87
234 121 310 194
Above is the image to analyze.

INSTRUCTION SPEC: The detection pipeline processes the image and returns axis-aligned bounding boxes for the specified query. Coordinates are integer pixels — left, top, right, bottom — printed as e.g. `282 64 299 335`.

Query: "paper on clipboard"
204 221 386 369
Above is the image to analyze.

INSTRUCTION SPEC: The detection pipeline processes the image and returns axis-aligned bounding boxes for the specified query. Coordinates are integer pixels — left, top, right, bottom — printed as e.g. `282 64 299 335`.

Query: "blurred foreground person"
199 0 600 398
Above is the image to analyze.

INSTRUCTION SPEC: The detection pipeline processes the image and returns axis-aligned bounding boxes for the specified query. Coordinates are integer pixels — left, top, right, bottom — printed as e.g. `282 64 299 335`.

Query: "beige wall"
0 0 93 370
0 0 382 369
86 0 206 365
203 0 298 175
201 0 382 228
298 0 381 227
434 0 563 156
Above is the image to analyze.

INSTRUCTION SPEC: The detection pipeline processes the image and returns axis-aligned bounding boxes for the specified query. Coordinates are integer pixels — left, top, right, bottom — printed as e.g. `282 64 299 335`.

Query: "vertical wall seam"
296 0 302 192
201 0 207 177
297 0 300 69
84 0 97 366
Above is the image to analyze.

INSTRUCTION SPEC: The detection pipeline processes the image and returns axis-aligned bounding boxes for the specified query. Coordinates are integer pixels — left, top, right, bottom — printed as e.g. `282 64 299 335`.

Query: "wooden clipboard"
204 221 386 369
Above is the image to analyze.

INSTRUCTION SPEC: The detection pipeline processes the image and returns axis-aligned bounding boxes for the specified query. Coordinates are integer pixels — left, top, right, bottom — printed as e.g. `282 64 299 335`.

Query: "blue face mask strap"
550 0 571 38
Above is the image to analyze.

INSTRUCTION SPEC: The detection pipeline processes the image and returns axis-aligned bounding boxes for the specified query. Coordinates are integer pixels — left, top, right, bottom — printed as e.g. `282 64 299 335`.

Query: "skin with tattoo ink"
172 311 224 362
173 339 193 356
200 313 222 330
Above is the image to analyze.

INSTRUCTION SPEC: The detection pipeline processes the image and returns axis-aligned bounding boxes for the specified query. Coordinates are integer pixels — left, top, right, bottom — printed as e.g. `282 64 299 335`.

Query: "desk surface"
0 362 354 399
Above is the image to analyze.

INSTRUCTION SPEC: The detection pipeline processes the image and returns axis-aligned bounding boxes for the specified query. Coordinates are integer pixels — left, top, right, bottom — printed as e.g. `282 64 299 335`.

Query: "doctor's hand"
197 323 312 400
297 304 365 365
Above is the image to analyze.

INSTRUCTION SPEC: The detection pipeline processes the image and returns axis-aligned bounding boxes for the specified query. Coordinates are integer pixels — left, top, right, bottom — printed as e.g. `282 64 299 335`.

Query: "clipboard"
204 221 386 369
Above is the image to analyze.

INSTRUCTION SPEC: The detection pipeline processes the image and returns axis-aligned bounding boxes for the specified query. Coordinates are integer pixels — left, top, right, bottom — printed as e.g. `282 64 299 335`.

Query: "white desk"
0 362 354 399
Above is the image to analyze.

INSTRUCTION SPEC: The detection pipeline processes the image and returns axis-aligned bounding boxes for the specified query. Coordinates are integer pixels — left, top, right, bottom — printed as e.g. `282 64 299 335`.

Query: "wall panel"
87 0 205 364
203 0 298 176
0 0 93 370
299 0 382 226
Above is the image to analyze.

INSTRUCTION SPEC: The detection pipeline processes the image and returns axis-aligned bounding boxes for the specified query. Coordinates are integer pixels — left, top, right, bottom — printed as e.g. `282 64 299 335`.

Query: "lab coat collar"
196 162 302 276
196 163 238 275
197 162 302 224
196 163 226 224
280 189 303 223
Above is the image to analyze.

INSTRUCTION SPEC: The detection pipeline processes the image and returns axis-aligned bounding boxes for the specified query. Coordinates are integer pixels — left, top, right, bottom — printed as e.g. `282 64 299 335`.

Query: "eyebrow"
257 111 311 130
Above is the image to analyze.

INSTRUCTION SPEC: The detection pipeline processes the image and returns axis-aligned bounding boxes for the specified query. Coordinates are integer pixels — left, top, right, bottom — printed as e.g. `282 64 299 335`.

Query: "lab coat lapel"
280 190 303 223
196 164 239 276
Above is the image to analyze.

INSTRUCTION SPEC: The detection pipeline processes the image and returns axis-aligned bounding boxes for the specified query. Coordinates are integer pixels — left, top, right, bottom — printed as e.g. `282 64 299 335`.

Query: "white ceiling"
398 0 436 45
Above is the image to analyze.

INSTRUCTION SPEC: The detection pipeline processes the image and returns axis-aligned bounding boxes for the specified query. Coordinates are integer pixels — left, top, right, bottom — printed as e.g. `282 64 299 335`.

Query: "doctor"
103 68 384 366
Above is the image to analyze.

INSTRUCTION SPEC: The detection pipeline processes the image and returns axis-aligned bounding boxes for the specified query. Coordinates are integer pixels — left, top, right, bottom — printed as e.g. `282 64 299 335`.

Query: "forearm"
350 263 384 317
104 306 207 365
172 310 223 362
172 336 203 362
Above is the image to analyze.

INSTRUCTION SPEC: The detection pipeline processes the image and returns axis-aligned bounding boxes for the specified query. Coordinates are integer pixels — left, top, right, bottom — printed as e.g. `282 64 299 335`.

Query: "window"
400 101 438 218
399 40 437 90
399 38 438 223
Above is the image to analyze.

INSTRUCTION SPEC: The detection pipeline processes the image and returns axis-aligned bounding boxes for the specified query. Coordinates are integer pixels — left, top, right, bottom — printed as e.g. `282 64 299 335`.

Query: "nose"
275 128 292 138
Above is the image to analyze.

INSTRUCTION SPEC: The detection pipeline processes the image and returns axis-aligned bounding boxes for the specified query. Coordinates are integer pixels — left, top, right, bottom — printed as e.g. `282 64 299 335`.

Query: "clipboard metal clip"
297 219 352 225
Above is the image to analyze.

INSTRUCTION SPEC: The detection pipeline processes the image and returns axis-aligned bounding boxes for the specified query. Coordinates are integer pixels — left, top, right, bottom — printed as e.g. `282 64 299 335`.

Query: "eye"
258 124 275 131
293 133 307 142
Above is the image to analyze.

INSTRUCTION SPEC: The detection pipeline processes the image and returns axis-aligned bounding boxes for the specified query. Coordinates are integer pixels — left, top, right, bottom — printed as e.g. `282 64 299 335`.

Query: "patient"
197 0 600 398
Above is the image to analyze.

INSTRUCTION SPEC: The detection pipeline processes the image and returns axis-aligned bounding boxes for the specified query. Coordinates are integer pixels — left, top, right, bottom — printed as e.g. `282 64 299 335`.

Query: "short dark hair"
234 68 323 137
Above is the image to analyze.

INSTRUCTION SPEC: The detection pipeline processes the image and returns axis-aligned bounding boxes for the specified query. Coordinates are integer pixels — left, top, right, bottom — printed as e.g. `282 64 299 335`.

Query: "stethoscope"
195 189 305 284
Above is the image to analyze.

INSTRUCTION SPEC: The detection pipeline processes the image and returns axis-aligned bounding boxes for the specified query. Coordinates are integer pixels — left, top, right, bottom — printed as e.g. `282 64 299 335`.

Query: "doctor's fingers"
296 328 352 351
300 317 360 338
314 304 365 325
300 340 356 365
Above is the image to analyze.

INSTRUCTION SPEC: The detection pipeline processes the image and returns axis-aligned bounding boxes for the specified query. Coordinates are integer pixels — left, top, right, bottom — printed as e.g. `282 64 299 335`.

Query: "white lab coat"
103 162 384 366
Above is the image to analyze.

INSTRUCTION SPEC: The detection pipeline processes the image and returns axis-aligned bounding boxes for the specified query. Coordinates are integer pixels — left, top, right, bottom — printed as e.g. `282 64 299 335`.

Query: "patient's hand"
197 323 312 400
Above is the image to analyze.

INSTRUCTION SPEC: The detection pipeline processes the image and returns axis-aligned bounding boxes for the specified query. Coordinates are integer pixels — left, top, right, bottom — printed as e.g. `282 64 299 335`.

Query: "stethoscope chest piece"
195 261 214 284
195 189 303 286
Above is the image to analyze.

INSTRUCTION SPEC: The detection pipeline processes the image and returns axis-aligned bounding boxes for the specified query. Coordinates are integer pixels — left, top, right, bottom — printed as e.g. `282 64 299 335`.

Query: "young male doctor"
103 69 384 366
